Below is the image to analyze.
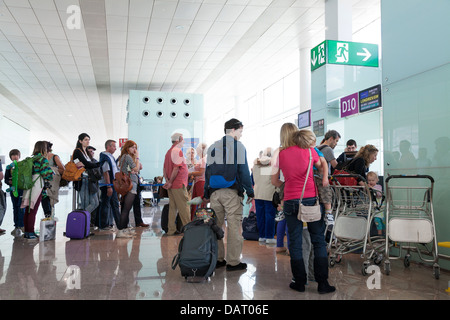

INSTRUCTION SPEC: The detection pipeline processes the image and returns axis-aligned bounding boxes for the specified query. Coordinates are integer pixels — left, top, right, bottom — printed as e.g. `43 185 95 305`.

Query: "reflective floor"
0 189 449 301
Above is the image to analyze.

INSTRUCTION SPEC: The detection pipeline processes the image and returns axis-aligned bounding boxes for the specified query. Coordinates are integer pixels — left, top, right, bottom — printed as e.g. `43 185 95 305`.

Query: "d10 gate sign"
340 92 359 118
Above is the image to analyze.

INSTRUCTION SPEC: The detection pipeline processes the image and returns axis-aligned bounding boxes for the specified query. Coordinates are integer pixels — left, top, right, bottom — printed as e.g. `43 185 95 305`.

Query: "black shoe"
216 260 227 268
318 281 336 294
226 262 247 271
289 280 305 292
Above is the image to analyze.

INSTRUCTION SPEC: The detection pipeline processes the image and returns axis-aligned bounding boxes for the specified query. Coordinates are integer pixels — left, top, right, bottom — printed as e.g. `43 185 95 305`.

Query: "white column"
325 0 352 41
299 48 311 112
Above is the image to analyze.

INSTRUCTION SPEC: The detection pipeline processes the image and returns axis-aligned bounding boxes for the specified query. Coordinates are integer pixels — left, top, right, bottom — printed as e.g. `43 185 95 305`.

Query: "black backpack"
242 211 259 241
171 211 223 282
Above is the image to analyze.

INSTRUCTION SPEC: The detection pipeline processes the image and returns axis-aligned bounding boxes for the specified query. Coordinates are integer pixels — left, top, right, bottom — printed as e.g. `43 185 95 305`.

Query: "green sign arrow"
327 40 378 67
311 40 379 70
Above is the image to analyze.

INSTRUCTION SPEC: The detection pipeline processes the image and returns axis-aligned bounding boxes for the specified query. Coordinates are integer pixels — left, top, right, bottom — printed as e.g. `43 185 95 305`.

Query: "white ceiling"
0 0 380 154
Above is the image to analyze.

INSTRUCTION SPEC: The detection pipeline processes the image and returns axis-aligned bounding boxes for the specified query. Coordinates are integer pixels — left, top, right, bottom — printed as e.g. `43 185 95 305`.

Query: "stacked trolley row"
383 175 440 279
327 174 386 275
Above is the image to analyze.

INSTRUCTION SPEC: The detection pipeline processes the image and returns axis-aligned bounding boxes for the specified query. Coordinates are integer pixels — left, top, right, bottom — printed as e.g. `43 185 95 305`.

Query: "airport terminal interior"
0 0 450 301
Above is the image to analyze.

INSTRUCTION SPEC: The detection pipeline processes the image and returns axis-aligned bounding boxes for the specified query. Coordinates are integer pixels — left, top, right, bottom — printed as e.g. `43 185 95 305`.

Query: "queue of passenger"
0 119 382 295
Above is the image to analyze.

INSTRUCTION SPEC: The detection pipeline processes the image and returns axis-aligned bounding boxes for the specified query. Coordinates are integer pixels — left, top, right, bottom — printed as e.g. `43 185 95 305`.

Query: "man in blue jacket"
97 140 120 231
203 118 254 271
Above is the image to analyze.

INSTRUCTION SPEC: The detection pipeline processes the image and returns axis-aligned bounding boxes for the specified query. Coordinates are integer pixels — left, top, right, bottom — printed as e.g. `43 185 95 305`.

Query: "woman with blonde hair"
347 144 379 186
270 123 299 253
116 140 141 238
279 122 298 151
272 128 335 294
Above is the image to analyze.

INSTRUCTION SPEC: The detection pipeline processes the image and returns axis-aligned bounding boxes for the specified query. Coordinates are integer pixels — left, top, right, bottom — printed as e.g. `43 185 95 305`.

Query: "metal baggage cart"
328 174 385 275
383 175 440 279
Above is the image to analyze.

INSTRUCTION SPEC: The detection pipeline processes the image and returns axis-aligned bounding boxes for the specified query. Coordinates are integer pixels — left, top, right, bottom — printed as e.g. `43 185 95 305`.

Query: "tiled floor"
0 189 449 301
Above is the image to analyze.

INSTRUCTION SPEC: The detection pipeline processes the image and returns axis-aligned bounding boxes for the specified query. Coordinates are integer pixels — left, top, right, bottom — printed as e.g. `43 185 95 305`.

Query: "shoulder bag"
113 156 133 196
62 149 86 182
297 148 322 223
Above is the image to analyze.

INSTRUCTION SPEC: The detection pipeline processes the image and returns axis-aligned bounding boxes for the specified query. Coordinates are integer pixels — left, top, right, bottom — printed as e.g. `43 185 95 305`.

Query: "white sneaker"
125 227 136 234
187 196 203 205
11 228 22 237
275 211 285 222
116 230 133 238
258 238 266 242
266 238 277 244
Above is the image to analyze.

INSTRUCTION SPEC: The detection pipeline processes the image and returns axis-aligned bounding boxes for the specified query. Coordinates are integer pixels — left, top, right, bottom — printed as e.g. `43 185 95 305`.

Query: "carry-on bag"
242 211 259 240
65 186 91 240
171 211 223 282
65 209 91 239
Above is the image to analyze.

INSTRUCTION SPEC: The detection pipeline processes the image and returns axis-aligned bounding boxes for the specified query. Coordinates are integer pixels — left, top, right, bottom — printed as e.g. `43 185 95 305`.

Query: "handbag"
62 149 86 182
297 148 322 223
113 157 133 196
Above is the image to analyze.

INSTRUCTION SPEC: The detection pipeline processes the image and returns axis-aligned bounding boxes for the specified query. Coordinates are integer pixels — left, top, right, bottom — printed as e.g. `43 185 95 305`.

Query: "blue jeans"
255 199 276 239
10 190 24 228
283 197 327 262
97 186 120 229
277 219 289 248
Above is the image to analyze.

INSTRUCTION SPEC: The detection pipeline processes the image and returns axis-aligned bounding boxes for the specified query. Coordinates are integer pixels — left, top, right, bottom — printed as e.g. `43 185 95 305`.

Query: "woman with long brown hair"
72 133 103 215
116 140 140 238
21 141 54 240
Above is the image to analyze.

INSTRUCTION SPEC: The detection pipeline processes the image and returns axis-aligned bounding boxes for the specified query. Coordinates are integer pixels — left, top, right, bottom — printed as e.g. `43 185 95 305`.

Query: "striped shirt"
32 154 53 181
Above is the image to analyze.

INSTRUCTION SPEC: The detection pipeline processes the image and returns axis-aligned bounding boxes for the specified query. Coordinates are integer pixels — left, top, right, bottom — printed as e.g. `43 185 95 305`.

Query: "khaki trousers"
210 188 243 266
167 186 191 235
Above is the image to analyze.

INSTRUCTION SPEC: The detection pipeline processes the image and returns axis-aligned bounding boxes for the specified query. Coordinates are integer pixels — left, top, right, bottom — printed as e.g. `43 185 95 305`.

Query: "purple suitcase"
65 210 91 239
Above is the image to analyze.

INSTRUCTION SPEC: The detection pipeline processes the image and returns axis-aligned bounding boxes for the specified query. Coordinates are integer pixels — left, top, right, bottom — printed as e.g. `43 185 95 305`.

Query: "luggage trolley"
328 174 386 275
383 175 440 279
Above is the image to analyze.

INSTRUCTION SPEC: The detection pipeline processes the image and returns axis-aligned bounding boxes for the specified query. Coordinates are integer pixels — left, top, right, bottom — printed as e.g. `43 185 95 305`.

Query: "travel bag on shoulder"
113 157 132 196
298 148 322 223
62 149 86 182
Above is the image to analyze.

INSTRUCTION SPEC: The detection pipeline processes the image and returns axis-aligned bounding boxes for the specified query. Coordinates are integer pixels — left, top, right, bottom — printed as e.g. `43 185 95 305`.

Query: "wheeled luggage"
64 186 92 240
172 208 223 282
65 209 91 239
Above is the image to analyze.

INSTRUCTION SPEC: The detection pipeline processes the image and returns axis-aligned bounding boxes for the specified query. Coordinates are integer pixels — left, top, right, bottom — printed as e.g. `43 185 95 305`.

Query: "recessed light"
175 25 185 30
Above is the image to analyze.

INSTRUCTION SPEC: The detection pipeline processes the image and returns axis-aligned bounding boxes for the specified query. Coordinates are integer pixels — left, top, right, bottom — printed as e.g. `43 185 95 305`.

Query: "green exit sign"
311 40 379 70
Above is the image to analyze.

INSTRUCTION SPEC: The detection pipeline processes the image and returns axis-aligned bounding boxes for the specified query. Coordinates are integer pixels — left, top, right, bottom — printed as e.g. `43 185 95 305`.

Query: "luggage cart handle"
385 174 434 183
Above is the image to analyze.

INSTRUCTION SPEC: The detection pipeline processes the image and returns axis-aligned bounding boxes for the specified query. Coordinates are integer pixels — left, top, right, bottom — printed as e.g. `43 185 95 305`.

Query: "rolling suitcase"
64 186 91 239
171 209 223 282
65 210 91 239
